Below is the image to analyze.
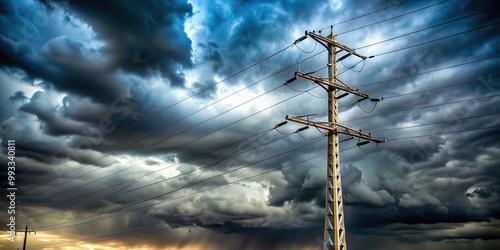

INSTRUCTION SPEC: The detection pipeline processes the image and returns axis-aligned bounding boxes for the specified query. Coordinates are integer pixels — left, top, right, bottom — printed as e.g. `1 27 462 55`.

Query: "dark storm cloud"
19 91 90 136
8 90 27 102
192 0 329 78
191 78 218 99
0 0 194 109
268 162 324 207
465 188 492 199
197 41 224 72
40 0 193 86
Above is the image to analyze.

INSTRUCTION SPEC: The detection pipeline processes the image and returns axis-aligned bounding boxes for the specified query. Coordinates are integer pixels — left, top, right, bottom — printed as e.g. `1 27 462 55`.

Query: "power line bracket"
306 31 367 60
285 116 385 143
295 71 369 98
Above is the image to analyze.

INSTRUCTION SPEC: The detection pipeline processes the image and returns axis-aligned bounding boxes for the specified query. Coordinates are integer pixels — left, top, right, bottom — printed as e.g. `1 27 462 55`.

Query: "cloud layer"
1 0 499 249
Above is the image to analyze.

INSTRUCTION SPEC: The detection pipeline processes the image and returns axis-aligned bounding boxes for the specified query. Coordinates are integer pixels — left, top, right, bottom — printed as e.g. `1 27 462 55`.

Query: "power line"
25 85 325 213
13 0 498 215
385 125 500 141
337 0 451 36
344 94 500 124
318 0 411 31
382 75 500 100
4 2 499 248
371 112 500 133
26 59 366 207
355 55 500 88
24 60 369 210
19 50 326 198
314 71 500 117
20 82 280 200
29 149 335 249
40 20 500 199
371 20 500 57
5 0 484 188
33 144 367 248
29 84 335 217
27 119 500 248
36 138 325 231
22 80 322 206
24 127 278 214
7 42 296 185
8 0 466 189
355 6 500 50
26 120 500 248
28 128 291 217
21 19 497 201
9 0 487 191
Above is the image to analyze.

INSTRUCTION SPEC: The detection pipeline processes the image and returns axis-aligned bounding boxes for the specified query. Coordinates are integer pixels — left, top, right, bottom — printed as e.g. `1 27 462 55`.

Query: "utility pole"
15 225 36 250
287 27 384 250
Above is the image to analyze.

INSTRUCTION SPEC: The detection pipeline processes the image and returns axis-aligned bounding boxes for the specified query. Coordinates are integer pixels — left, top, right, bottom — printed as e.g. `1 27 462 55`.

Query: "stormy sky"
0 0 499 249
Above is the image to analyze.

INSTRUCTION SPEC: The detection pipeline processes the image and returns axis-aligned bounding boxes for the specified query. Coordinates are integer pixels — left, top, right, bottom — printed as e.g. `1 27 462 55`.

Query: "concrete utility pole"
15 225 36 250
287 27 384 250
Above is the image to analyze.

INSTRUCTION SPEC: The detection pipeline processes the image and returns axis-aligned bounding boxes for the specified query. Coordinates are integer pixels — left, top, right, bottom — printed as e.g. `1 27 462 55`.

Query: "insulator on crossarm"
296 126 309 133
284 76 297 85
275 121 287 128
356 141 370 146
294 35 308 45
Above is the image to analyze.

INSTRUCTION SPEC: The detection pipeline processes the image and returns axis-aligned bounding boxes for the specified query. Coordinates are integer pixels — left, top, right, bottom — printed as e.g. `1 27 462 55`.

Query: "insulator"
285 76 297 84
337 93 349 99
296 126 309 133
356 141 370 146
275 121 287 128
293 35 308 45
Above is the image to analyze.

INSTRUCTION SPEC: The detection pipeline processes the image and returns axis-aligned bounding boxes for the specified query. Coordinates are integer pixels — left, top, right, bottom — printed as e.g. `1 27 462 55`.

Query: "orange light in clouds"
1 231 210 250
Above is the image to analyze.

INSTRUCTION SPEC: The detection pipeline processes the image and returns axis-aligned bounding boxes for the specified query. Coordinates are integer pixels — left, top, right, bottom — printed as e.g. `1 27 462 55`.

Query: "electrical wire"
383 75 500 100
370 112 500 133
10 0 492 193
340 58 366 73
23 128 279 215
25 83 323 215
11 44 297 182
355 6 500 50
22 82 318 206
344 93 500 124
357 138 379 154
5 4 500 245
371 20 500 57
31 143 364 248
20 82 282 200
385 125 500 142
294 41 318 53
305 90 328 99
36 138 325 231
24 122 500 247
10 0 493 186
275 127 295 136
11 1 500 221
28 150 333 249
297 131 326 140
29 129 288 218
336 0 451 36
338 97 361 112
355 55 500 89
357 101 378 113
318 0 411 31
33 121 500 246
18 50 327 198
286 80 327 98
17 21 496 201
